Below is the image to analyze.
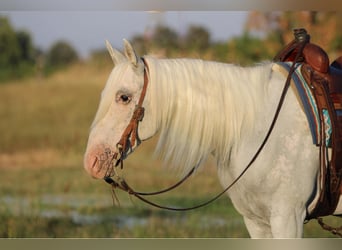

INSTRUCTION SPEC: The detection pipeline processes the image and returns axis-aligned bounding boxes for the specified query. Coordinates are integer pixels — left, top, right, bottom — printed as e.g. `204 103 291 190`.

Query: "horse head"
84 40 156 179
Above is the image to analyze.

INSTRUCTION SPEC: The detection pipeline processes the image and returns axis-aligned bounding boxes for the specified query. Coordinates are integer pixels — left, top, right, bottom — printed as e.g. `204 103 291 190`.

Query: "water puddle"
0 194 148 229
1 194 235 230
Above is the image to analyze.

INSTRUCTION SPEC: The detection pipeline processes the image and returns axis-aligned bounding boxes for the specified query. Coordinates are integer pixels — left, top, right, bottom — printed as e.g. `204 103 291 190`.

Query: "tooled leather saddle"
274 28 342 219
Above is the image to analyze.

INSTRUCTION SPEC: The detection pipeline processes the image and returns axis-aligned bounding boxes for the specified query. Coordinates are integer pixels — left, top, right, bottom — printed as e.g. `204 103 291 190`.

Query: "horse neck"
145 57 272 172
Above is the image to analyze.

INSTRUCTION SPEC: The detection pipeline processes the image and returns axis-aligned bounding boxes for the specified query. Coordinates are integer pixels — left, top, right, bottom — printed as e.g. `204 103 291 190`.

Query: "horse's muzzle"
84 146 119 179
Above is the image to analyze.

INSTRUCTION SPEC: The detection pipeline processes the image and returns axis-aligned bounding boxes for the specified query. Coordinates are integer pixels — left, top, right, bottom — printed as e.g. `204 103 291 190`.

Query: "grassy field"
0 63 340 238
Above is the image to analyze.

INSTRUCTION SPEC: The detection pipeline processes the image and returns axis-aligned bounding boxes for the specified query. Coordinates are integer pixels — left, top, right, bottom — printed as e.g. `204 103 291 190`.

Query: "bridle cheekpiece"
110 57 149 170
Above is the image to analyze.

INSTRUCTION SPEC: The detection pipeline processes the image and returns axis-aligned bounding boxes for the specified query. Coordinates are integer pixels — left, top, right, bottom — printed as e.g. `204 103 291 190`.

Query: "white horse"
84 40 341 238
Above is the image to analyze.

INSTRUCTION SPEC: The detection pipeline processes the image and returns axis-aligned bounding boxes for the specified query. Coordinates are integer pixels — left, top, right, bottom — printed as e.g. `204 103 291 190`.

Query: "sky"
0 11 249 58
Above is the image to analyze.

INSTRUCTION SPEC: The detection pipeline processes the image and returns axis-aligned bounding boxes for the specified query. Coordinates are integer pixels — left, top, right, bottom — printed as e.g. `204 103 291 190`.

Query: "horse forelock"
144 57 273 175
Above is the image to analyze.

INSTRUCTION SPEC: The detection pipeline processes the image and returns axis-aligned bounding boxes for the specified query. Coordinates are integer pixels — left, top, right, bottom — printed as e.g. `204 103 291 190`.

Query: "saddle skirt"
274 62 329 145
273 61 342 219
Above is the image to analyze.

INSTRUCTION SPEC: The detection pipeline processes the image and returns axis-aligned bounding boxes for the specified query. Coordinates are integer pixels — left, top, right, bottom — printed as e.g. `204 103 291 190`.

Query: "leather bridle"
109 58 149 169
103 37 308 211
103 57 199 207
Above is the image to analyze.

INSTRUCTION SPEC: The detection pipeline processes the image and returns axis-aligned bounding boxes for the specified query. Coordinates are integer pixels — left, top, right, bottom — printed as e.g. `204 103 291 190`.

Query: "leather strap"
114 58 149 163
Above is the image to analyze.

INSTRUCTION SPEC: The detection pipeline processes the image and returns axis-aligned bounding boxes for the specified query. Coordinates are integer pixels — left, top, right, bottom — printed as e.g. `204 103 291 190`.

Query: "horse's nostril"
91 157 98 169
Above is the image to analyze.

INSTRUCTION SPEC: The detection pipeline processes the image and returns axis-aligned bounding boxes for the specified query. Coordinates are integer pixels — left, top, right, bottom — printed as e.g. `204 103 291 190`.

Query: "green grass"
0 63 340 238
0 163 248 237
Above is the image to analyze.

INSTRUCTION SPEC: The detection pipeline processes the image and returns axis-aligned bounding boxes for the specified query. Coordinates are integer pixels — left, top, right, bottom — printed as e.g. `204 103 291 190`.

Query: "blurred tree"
331 34 342 51
183 25 210 51
0 16 36 81
210 42 230 62
152 25 179 50
226 32 272 65
91 12 341 66
16 30 35 63
131 34 149 55
245 11 342 57
330 13 342 52
45 40 79 74
0 17 20 75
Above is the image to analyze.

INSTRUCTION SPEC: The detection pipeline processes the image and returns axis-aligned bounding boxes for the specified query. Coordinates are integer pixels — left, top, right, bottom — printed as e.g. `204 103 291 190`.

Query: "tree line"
1 12 341 82
129 12 341 64
92 24 276 67
0 16 78 82
129 24 274 63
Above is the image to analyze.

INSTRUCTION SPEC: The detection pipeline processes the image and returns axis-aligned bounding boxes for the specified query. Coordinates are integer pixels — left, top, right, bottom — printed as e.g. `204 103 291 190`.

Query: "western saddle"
274 28 342 219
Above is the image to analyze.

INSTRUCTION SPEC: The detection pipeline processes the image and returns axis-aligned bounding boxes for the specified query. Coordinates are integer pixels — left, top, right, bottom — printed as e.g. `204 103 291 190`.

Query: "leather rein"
104 40 308 211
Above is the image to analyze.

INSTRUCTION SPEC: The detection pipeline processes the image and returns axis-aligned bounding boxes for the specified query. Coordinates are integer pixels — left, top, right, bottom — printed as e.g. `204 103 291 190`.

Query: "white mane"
145 57 273 174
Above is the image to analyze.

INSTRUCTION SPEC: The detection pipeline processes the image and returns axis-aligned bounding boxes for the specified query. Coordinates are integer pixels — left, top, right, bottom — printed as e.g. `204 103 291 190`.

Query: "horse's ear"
106 40 125 66
123 39 140 67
